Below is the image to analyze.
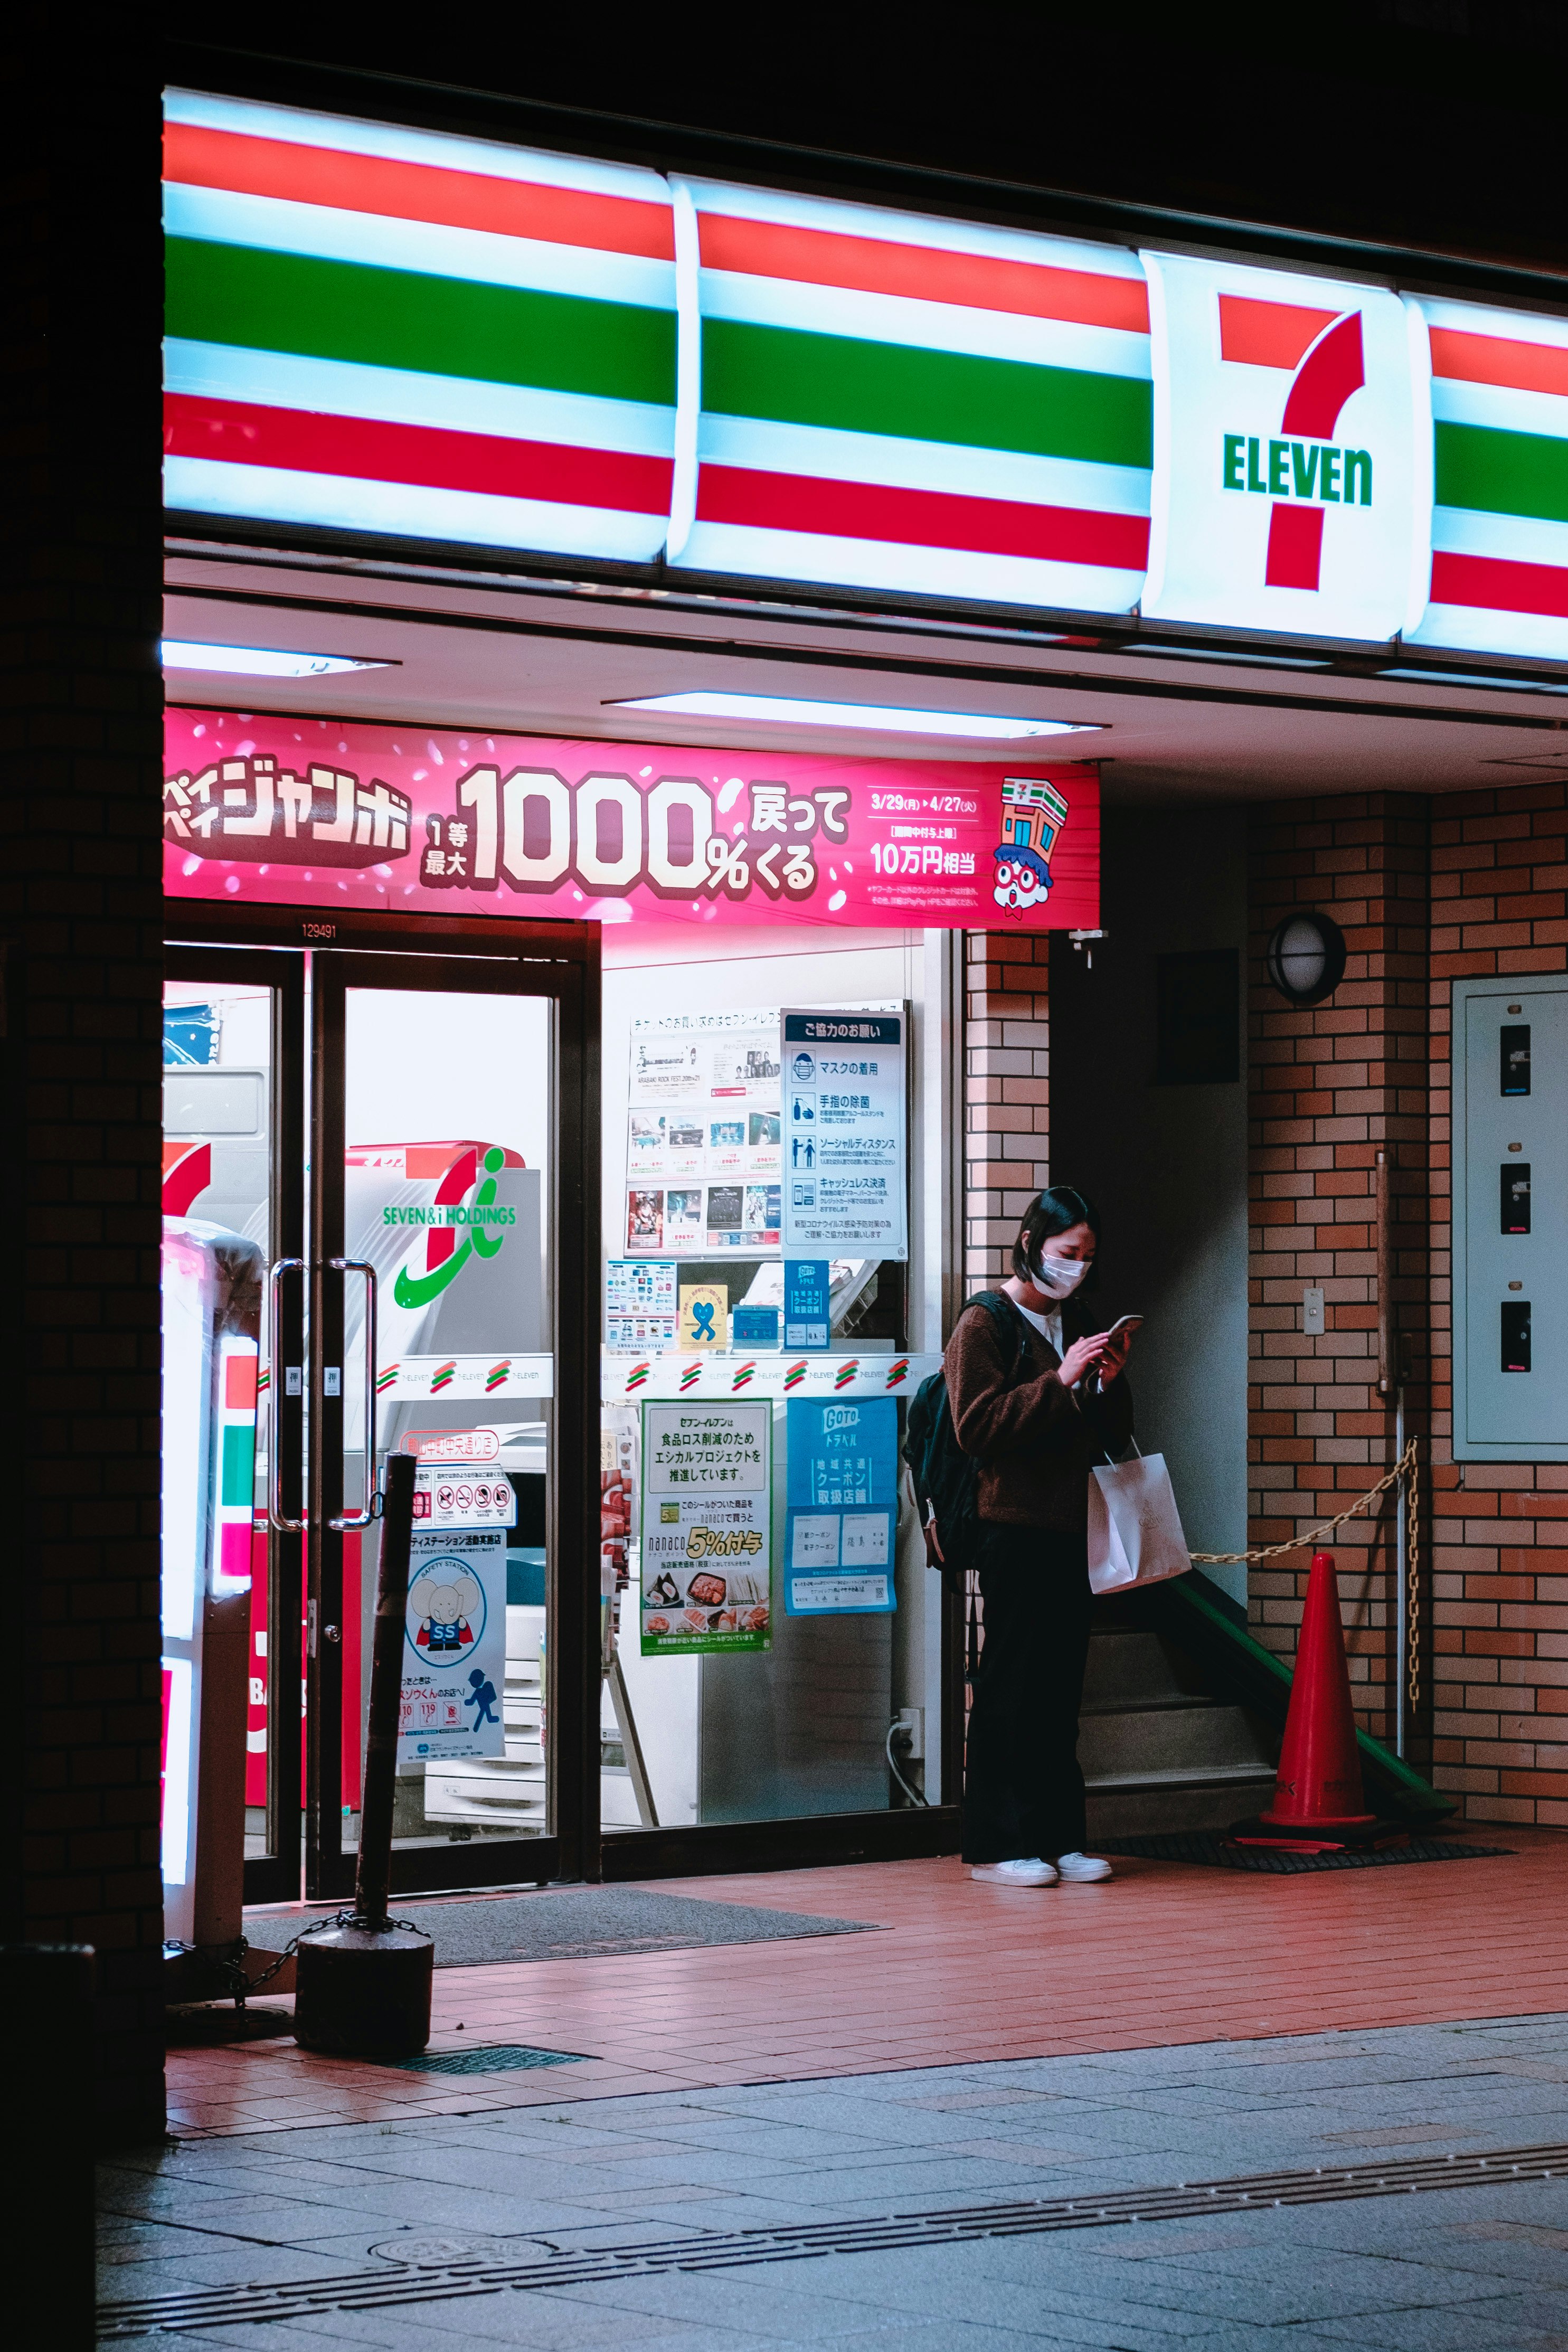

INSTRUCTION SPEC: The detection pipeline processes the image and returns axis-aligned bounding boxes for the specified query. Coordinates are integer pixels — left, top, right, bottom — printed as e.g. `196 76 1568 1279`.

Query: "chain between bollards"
1191 1438 1418 1570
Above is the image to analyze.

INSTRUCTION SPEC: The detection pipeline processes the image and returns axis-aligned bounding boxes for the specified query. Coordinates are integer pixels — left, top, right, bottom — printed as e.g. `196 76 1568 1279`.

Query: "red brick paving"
166 1834 1568 2137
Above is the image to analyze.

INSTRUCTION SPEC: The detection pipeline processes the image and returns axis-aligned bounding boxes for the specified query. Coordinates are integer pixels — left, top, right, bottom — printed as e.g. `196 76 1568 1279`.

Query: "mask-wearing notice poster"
398 1524 506 1764
780 1011 907 1261
622 1004 906 1265
639 1402 772 1654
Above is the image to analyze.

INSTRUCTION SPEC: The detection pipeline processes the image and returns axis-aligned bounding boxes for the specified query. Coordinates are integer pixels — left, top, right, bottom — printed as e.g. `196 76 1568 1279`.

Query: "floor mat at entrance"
1097 1832 1512 1873
242 1888 882 1966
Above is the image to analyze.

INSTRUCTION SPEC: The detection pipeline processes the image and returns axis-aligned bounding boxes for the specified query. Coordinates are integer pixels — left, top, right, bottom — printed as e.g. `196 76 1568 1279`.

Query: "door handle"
327 1256 378 1532
267 1257 307 1535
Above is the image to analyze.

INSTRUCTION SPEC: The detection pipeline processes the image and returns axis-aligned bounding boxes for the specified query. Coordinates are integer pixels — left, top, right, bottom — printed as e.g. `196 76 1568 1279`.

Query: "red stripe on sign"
699 213 1149 335
1429 326 1568 400
163 122 676 261
1264 502 1325 591
1218 294 1338 371
1431 549 1568 619
164 392 674 515
696 463 1149 570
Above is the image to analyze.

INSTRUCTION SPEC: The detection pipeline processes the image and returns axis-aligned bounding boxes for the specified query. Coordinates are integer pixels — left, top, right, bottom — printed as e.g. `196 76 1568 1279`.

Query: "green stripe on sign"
1435 419 1568 526
221 1422 256 1508
166 238 677 409
703 319 1152 470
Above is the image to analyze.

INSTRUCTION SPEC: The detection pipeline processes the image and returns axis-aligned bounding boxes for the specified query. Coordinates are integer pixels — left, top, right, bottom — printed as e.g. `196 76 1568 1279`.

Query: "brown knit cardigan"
943 1291 1134 1532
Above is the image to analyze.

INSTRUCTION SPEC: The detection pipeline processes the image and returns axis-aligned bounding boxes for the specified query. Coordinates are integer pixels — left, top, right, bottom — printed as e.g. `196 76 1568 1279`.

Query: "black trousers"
961 1524 1094 1865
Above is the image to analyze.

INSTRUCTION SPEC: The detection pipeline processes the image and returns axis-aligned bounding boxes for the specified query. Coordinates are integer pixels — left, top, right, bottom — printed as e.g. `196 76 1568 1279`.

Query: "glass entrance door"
163 925 596 1907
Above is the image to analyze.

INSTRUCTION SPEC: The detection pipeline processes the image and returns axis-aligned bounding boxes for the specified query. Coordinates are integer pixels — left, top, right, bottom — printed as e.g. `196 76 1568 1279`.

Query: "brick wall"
3 25 167 2139
1246 796 1431 1755
961 796 1568 1831
1429 782 1568 1829
964 931 1052 1292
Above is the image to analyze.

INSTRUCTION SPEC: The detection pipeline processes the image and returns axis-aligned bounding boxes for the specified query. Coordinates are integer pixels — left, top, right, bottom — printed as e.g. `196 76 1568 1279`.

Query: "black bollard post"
294 1451 434 2056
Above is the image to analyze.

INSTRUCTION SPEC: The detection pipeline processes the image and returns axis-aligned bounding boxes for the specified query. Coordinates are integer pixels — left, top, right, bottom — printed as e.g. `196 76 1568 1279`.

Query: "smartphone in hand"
1088 1314 1142 1392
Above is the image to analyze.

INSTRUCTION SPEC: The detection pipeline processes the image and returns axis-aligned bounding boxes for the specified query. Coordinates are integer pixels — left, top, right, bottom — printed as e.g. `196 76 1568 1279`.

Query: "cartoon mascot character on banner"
992 776 1069 919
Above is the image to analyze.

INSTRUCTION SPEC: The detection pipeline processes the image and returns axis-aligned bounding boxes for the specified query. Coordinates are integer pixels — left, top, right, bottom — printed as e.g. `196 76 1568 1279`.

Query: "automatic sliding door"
309 951 590 1897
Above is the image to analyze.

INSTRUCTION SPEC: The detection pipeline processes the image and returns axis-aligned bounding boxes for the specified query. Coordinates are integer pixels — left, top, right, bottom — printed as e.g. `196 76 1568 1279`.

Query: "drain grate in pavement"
377 2043 589 2076
96 2139 1568 2338
1097 1833 1512 1874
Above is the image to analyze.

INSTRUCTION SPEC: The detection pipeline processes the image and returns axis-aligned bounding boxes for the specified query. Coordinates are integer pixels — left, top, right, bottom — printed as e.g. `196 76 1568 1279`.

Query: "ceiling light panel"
160 640 394 677
612 691 1101 739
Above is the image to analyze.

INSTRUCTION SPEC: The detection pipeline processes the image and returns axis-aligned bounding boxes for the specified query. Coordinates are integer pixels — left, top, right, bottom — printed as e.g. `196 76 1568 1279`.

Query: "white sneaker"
969 1858 1059 1886
1054 1851 1113 1882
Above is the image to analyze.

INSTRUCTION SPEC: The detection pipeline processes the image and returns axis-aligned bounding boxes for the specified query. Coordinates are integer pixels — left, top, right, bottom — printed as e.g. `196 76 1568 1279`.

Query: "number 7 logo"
1219 296 1367 591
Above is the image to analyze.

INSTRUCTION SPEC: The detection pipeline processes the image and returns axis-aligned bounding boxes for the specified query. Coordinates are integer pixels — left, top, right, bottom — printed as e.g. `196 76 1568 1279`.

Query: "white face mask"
1032 1250 1090 1299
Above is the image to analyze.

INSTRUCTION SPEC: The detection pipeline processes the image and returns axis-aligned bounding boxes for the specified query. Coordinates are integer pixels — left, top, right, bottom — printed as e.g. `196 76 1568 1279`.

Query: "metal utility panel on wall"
1454 979 1568 1460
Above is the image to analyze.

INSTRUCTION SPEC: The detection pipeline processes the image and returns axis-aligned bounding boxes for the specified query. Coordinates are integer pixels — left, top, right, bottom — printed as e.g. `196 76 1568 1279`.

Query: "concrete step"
1085 1766 1277 1839
1078 1700 1274 1782
1081 1627 1208 1711
1075 1618 1281 1836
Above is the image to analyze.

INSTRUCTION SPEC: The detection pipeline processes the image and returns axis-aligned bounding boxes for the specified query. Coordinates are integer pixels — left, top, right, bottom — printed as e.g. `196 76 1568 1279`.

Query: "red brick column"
964 932 1051 1292
1429 782 1568 1828
3 26 167 2139
1246 796 1430 1751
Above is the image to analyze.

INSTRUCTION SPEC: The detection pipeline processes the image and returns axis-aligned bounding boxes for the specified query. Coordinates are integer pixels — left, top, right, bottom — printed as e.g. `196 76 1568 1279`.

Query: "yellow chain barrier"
1188 1438 1419 1709
1191 1437 1419 1573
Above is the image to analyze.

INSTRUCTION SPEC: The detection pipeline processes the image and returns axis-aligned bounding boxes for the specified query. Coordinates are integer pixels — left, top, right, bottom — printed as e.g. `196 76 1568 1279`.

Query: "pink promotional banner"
163 711 1099 932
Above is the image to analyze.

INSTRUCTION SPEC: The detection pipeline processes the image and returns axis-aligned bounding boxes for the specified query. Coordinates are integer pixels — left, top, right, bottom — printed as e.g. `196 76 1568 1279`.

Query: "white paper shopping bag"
1086 1452 1192 1595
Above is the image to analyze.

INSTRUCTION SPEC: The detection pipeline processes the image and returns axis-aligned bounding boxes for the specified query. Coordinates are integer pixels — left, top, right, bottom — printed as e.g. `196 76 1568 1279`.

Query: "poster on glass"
639 1402 772 1654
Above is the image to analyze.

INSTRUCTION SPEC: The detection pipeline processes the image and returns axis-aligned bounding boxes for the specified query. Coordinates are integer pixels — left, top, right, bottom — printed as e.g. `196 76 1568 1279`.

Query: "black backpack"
904 1290 1028 1595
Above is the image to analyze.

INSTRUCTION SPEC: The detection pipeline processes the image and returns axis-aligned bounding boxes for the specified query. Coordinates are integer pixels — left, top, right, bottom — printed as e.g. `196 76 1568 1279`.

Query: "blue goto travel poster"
784 1394 899 1616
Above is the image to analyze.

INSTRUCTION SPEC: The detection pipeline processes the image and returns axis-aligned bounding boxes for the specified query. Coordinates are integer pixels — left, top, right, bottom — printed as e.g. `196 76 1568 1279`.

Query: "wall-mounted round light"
1264 910 1347 1007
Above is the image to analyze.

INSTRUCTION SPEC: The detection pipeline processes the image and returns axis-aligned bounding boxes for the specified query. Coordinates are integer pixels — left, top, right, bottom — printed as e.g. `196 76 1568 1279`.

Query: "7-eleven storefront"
160 83 1568 1935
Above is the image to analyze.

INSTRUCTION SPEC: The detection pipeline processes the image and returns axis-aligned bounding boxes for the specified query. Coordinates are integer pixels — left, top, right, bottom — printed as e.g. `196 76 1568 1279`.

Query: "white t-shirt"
1010 1294 1063 1361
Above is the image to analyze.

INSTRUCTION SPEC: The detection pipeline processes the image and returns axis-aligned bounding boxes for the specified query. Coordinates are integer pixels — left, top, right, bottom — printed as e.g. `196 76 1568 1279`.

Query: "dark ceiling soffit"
163 40 1568 314
165 580 1568 734
166 524 1568 693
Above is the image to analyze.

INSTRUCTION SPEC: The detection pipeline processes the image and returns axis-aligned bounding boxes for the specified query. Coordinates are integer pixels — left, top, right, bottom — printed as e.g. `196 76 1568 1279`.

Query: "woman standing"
944 1184 1133 1887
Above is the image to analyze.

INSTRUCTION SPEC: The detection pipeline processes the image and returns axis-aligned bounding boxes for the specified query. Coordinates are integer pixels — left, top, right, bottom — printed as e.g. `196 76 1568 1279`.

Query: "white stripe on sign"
696 411 1151 511
699 271 1151 376
164 183 676 310
165 342 677 457
164 458 672 559
673 520 1145 612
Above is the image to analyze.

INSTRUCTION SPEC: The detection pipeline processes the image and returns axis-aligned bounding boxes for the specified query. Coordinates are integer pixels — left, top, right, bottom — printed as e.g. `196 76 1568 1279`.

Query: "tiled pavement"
165 1840 1568 2136
101 2011 1568 2348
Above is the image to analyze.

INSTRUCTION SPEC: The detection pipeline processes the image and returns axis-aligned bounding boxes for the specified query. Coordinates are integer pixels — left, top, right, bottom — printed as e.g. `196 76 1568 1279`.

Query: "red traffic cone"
1231 1551 1406 1852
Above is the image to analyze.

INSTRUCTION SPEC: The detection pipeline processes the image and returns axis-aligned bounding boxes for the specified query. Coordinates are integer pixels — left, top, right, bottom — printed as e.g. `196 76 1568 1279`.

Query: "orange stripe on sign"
699 212 1150 335
1218 294 1339 371
163 121 676 262
1429 326 1568 399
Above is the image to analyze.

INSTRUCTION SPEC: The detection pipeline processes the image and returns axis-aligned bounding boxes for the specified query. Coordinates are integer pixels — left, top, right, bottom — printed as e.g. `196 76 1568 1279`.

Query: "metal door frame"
165 903 600 1901
164 944 305 1908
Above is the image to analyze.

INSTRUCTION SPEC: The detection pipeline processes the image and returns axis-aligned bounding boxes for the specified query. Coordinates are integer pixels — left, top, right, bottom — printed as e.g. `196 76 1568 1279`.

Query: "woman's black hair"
1012 1184 1101 1281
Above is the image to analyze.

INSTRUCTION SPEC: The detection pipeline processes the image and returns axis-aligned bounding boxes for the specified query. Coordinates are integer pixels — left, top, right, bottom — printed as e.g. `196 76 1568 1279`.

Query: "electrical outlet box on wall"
1452 977 1568 1461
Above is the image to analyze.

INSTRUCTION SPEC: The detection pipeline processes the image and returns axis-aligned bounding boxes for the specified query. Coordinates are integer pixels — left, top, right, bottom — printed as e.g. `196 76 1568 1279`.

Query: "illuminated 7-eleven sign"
1141 252 1429 643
